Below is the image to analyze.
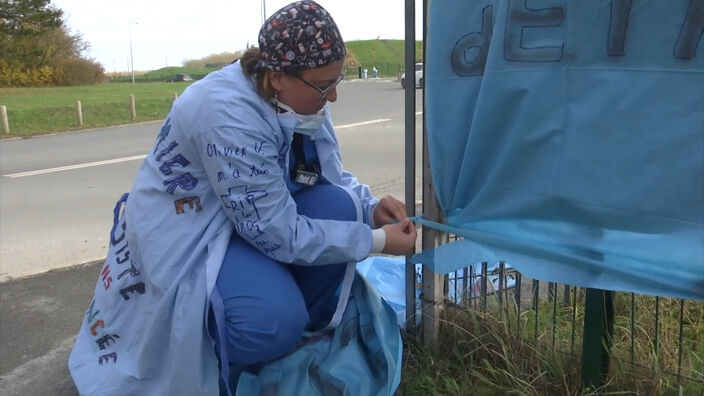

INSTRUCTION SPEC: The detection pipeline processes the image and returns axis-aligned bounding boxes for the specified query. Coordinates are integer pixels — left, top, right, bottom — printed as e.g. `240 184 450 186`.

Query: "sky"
50 0 424 73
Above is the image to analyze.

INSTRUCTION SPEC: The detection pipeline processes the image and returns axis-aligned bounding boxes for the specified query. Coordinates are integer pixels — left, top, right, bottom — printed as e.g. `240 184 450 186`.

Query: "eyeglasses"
288 72 344 100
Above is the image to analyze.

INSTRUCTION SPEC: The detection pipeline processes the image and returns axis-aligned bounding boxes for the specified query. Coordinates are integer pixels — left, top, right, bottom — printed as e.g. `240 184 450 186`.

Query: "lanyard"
291 133 320 186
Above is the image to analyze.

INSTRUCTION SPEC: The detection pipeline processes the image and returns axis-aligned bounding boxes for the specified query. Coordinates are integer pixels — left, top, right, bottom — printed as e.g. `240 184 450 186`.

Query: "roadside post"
1 105 9 134
129 94 136 120
76 101 83 126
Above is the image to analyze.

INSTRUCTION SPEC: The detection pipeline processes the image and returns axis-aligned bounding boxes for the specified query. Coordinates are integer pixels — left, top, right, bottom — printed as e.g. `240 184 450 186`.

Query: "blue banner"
414 0 704 300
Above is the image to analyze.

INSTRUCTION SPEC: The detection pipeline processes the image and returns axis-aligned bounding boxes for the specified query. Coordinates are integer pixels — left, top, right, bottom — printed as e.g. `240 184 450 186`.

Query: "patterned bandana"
255 1 346 72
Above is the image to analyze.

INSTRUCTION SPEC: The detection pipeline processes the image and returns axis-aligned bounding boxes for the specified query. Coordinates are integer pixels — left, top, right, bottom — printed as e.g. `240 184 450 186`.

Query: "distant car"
400 63 423 89
165 74 193 82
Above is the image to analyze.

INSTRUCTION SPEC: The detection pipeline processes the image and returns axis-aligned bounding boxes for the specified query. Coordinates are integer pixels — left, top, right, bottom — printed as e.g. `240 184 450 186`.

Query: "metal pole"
404 0 417 332
129 21 135 84
677 299 684 385
516 273 522 337
481 262 488 312
581 288 614 390
533 280 540 343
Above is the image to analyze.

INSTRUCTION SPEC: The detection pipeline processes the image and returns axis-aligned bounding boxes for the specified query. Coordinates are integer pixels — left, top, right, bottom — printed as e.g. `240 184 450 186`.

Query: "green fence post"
581 288 615 390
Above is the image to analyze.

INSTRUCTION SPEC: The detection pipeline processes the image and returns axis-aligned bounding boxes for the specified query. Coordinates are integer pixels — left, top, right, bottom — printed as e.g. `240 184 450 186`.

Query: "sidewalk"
0 261 100 396
345 77 399 83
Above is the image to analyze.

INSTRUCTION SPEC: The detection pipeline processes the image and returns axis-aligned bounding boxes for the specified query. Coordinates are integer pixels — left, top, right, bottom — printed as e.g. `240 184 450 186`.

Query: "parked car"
400 63 423 89
165 74 193 82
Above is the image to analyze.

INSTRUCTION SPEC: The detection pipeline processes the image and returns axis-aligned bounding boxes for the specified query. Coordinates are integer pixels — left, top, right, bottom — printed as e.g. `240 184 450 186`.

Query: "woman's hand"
381 218 417 255
373 196 407 227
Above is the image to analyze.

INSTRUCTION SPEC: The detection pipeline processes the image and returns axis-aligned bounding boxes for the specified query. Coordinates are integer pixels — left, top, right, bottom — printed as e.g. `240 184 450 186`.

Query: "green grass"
0 82 191 137
399 290 704 395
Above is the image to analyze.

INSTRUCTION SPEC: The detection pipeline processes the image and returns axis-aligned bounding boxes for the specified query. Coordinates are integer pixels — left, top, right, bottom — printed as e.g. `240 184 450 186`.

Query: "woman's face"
269 59 345 115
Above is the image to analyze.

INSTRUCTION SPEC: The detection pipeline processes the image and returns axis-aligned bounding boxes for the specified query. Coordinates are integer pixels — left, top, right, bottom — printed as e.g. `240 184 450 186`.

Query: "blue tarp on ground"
413 0 704 300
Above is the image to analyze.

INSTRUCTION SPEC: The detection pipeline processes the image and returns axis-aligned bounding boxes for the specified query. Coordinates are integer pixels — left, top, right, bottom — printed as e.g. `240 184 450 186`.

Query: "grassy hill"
110 66 218 83
344 39 423 78
145 39 425 79
108 39 422 82
141 66 218 79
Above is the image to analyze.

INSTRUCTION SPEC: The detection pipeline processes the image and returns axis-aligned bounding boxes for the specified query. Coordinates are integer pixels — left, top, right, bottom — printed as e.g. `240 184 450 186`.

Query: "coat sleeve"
340 170 379 228
194 124 373 266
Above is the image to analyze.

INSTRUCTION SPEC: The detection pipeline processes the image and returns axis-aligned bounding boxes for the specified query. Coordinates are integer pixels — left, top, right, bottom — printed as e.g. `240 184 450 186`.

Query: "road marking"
335 118 391 129
4 155 147 178
4 116 413 178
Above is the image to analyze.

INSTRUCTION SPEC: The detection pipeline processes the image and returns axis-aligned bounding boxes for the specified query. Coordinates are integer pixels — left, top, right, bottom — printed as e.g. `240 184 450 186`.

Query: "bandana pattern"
256 1 345 72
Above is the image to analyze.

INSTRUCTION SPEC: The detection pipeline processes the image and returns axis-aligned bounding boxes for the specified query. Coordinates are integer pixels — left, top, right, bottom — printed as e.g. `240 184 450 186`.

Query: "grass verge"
0 82 191 138
399 290 704 395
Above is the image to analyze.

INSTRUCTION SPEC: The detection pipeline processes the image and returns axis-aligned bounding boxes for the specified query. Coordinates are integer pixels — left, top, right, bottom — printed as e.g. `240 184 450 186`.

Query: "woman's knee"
292 184 358 222
217 235 310 366
222 294 309 366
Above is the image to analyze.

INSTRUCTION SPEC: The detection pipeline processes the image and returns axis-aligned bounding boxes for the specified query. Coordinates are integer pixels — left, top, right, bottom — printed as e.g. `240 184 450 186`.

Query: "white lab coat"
68 61 381 395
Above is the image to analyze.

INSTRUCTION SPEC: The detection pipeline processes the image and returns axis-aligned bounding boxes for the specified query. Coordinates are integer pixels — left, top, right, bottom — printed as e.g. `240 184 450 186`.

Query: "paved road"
0 79 422 281
0 80 423 395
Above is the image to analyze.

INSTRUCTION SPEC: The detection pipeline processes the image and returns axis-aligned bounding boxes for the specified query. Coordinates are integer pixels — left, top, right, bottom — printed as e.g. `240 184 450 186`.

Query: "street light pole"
128 20 135 84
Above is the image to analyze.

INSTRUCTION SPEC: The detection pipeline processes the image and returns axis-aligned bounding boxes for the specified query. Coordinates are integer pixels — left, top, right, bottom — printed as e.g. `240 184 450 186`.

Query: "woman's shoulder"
171 63 279 138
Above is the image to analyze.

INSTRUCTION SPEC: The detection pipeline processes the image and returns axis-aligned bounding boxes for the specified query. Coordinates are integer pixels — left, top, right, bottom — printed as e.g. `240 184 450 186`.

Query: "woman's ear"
268 71 286 92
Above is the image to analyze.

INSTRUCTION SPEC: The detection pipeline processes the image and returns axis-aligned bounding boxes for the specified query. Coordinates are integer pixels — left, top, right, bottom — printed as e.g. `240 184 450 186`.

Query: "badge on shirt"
294 169 319 186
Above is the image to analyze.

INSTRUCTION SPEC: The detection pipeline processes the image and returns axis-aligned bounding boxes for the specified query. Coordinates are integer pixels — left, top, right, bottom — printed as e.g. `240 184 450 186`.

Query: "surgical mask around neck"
275 101 327 137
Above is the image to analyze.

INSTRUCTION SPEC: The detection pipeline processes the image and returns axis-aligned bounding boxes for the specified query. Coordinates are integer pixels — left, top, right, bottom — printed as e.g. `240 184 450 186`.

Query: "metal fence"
412 233 704 392
342 62 404 79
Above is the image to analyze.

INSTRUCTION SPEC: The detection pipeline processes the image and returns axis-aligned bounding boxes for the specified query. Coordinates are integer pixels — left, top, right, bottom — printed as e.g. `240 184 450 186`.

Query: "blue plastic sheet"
415 0 704 300
235 272 403 396
357 256 422 328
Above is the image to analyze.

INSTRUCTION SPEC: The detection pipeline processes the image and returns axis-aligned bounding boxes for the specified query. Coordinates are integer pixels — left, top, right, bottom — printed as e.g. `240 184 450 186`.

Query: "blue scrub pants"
214 183 357 367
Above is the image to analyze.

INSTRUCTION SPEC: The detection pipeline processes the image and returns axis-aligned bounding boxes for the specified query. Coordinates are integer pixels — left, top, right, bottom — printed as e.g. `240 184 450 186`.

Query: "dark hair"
240 47 276 100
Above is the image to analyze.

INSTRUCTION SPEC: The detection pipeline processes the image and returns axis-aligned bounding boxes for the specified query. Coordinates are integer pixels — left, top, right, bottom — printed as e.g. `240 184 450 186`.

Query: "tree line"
0 0 105 87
